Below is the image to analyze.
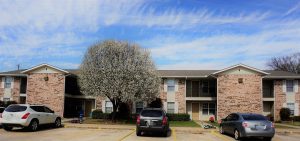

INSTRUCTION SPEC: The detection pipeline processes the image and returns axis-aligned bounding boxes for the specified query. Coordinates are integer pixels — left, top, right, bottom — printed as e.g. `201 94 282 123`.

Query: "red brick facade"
217 74 263 120
175 79 186 113
274 80 286 121
26 73 65 116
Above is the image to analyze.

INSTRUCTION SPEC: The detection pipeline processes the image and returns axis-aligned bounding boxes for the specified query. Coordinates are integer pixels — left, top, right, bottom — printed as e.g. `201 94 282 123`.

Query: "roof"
212 64 269 75
0 64 299 79
158 70 217 78
21 64 69 74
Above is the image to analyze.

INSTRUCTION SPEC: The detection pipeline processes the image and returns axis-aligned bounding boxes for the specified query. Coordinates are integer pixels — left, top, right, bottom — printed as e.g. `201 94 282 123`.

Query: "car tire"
219 126 224 134
263 137 272 141
234 129 240 140
3 125 13 131
136 129 141 136
54 118 61 128
163 130 168 137
28 119 39 132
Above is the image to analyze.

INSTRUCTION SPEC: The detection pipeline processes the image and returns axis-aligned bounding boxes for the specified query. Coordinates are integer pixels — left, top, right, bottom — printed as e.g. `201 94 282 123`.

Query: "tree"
279 108 291 121
267 52 300 74
78 40 160 120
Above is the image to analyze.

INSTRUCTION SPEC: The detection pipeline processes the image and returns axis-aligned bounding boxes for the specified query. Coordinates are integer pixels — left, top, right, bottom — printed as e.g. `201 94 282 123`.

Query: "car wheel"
136 129 141 136
54 118 61 128
234 129 240 140
219 126 224 134
263 137 272 141
29 119 39 132
163 130 168 137
3 125 13 131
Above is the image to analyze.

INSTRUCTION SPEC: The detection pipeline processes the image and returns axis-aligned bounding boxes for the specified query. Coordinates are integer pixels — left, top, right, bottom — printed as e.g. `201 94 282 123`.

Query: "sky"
0 0 300 71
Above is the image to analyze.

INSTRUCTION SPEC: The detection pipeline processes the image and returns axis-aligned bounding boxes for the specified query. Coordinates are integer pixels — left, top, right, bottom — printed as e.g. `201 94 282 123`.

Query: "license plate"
255 125 266 130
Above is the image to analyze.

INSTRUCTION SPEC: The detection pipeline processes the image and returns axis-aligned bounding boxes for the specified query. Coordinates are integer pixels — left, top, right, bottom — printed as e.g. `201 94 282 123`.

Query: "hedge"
280 108 291 121
166 113 190 121
292 116 300 121
91 109 111 119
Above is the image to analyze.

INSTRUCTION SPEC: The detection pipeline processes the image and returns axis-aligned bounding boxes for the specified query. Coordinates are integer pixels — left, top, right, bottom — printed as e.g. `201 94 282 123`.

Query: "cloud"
285 2 300 16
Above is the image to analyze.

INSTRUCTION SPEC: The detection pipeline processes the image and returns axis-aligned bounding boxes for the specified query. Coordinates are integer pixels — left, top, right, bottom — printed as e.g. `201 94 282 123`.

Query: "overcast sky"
0 0 300 71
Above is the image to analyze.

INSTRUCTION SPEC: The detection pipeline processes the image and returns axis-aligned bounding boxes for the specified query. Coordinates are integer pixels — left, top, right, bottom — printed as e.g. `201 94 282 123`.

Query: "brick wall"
274 80 286 121
26 73 65 116
12 77 20 103
0 76 3 100
217 74 263 120
296 80 300 117
95 96 105 110
175 79 186 113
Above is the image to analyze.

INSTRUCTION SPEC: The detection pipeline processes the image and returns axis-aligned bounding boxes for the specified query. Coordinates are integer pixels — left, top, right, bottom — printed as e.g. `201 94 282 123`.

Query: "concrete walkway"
275 123 300 129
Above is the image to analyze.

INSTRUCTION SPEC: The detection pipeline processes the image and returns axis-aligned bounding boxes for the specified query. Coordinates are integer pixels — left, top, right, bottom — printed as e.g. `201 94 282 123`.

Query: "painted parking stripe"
171 128 177 141
210 130 232 141
118 128 135 141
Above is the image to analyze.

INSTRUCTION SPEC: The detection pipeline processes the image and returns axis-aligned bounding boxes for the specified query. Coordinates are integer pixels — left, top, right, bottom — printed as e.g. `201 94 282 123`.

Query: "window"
286 80 294 92
105 101 113 113
4 77 12 88
167 79 175 92
141 110 163 117
202 81 209 94
5 105 27 112
242 114 267 120
30 106 45 112
287 103 295 116
167 102 175 113
202 103 216 115
136 102 144 114
3 98 10 102
44 107 53 113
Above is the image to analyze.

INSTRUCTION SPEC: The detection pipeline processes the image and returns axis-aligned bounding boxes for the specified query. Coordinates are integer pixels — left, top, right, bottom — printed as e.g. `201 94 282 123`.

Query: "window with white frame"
167 102 175 113
136 102 144 114
167 79 175 92
4 77 12 88
202 103 216 115
287 103 295 116
286 80 294 92
105 101 113 113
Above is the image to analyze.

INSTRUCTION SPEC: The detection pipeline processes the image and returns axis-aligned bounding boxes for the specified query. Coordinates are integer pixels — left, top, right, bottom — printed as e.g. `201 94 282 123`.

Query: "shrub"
292 116 300 121
266 114 274 121
166 113 190 121
280 108 291 121
92 109 111 119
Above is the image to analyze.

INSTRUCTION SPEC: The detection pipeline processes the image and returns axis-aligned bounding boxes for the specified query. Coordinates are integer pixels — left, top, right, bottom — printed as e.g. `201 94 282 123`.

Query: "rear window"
242 115 267 120
141 110 163 117
5 105 27 112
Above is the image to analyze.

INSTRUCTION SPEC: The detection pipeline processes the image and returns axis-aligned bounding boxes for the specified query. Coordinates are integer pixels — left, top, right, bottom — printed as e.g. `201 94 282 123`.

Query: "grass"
169 121 200 127
81 118 200 127
283 121 300 126
274 124 296 129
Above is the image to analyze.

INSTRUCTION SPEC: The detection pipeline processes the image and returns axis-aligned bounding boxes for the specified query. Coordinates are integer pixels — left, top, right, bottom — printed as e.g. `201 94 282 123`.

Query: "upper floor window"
287 103 295 116
4 77 12 88
167 79 175 92
286 80 294 92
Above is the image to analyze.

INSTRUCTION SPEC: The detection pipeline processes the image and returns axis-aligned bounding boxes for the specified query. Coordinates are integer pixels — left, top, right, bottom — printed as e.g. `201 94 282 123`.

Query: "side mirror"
51 110 55 113
221 118 226 121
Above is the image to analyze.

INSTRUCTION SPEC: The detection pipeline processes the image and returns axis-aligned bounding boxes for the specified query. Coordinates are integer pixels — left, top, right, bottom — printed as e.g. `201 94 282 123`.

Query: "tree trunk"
111 98 120 122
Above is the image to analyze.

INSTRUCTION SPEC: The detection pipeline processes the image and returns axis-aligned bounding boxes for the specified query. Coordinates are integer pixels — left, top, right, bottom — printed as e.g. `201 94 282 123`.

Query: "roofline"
212 63 269 75
21 63 69 74
0 74 27 76
160 75 208 78
263 76 300 79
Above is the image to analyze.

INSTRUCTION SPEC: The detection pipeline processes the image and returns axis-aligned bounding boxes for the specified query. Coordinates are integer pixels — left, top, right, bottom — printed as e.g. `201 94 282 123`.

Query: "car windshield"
141 110 163 117
242 115 267 120
5 105 27 112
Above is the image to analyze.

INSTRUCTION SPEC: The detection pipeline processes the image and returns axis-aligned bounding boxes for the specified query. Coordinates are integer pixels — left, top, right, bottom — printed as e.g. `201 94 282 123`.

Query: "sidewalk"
63 122 205 134
275 123 300 129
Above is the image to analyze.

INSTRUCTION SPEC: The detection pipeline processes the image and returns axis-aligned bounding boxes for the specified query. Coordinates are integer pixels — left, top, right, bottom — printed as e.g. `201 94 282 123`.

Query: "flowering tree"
78 40 160 120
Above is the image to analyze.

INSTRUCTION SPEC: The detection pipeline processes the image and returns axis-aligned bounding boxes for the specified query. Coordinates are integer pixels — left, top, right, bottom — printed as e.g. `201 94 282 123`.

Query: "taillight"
21 113 30 119
242 122 248 128
271 122 275 128
136 115 140 125
162 116 167 125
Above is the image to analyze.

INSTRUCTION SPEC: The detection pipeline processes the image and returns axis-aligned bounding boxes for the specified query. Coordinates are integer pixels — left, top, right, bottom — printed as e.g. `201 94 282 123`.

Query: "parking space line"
118 128 135 141
171 128 177 141
210 130 232 141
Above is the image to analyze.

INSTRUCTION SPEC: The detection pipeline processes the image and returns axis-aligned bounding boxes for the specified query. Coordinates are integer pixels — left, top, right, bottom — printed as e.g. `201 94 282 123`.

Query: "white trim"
20 93 27 97
21 64 69 74
65 93 96 99
175 79 179 92
294 80 298 93
161 76 208 78
264 76 300 79
212 63 269 75
186 97 217 101
174 102 179 113
283 80 286 93
262 98 275 101
11 77 14 88
0 74 27 76
102 100 106 113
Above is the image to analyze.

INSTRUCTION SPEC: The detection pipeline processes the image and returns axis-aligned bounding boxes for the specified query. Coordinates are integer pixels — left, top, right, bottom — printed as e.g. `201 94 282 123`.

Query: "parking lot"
0 127 300 141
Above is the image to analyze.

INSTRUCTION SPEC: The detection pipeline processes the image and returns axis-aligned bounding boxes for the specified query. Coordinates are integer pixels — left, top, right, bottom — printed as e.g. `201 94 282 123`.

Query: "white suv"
1 104 61 131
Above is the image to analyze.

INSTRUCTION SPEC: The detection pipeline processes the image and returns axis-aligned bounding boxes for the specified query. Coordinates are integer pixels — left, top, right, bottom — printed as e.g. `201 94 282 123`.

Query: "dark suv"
136 108 169 137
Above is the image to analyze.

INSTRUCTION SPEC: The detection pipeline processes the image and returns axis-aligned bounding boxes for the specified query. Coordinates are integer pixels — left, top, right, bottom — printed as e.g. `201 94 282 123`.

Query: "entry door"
192 103 200 120
85 100 92 117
